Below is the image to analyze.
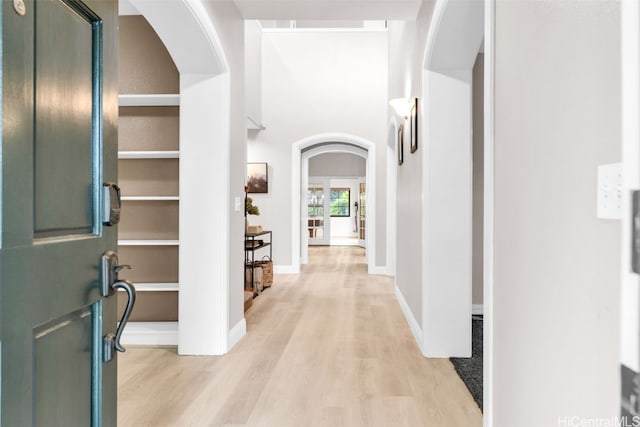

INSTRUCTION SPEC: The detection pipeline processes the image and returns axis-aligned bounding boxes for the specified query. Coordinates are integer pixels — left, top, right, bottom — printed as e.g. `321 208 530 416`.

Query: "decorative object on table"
247 162 268 193
244 185 261 233
410 97 419 153
397 124 404 166
247 225 263 234
255 255 273 288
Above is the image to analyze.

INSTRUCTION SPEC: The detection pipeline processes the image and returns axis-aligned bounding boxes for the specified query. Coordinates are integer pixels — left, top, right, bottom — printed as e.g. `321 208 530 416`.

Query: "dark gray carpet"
450 316 483 411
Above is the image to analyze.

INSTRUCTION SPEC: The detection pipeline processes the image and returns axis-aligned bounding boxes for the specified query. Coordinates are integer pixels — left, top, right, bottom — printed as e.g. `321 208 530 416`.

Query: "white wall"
247 30 388 269
387 0 436 337
309 153 366 177
245 20 262 128
493 0 621 423
201 1 247 338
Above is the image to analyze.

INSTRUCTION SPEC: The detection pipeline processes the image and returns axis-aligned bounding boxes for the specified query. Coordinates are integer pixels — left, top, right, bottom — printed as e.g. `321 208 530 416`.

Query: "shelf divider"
119 94 180 106
117 282 179 292
118 240 179 246
121 196 180 201
118 150 180 159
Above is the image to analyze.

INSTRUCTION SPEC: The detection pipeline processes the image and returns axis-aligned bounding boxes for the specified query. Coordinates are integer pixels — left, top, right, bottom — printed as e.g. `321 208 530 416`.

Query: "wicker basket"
255 256 273 288
245 264 263 292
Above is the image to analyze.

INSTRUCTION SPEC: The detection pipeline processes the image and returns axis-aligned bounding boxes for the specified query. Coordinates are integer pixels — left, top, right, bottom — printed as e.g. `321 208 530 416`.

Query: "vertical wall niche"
117 15 180 324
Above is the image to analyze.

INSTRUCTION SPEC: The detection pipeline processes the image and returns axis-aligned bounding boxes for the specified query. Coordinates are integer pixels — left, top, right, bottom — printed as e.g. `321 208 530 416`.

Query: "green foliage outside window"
330 189 350 217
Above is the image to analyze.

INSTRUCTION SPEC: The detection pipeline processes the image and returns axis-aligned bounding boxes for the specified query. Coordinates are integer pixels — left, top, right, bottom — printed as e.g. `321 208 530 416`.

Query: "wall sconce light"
389 97 414 119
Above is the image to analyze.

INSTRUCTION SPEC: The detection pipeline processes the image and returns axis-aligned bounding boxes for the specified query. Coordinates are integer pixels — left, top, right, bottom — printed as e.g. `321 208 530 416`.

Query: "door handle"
103 279 136 362
112 279 136 352
101 251 137 362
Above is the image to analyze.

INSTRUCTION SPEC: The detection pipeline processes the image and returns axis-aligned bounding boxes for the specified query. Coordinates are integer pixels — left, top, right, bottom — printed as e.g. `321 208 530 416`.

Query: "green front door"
1 0 120 425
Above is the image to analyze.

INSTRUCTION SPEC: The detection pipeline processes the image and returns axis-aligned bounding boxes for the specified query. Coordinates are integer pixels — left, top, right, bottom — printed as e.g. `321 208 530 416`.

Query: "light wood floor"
118 246 482 426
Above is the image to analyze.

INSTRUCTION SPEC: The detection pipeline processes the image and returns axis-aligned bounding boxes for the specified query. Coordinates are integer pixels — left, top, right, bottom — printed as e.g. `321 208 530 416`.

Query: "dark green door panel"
1 0 119 425
34 0 96 238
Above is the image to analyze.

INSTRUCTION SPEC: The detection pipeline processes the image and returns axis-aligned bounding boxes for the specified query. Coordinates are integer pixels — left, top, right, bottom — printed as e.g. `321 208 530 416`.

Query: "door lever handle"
112 280 136 353
114 264 131 274
103 279 136 362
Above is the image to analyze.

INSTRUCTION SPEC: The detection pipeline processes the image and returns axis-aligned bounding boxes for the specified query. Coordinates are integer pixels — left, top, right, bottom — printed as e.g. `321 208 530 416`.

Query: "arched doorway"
126 0 234 355
291 133 378 274
301 144 368 262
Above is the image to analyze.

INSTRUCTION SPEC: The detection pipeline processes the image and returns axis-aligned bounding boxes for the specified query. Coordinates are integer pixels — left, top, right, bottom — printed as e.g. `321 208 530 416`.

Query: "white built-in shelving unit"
118 150 180 159
117 16 181 344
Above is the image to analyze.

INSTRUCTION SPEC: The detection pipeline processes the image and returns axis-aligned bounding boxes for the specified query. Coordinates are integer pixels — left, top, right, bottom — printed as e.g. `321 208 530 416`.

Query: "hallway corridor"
118 246 481 426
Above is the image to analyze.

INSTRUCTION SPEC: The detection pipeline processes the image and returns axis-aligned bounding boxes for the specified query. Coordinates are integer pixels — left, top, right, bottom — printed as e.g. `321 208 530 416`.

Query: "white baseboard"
394 285 423 351
228 318 246 351
120 321 178 347
473 304 484 315
370 265 388 275
275 264 390 276
274 265 300 274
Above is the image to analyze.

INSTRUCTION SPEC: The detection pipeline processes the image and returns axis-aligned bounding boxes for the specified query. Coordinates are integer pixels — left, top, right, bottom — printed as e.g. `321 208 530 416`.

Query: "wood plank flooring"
118 246 482 426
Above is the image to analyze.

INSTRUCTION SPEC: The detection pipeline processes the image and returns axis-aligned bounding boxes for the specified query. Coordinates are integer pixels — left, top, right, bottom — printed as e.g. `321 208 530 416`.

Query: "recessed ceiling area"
260 20 387 29
232 0 423 20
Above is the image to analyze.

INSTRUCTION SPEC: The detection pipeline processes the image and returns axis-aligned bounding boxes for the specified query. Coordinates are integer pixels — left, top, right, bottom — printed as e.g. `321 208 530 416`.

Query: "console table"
245 230 272 295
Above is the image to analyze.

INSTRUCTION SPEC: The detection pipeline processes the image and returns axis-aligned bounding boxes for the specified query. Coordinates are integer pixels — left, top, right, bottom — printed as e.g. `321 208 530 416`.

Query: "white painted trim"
274 265 300 274
304 143 368 159
291 133 378 275
484 0 495 424
395 285 423 352
118 94 180 106
422 0 447 69
119 0 140 16
119 282 179 292
118 240 179 246
227 318 246 351
371 266 388 276
118 151 180 159
262 28 388 34
472 304 484 316
120 322 179 347
130 0 229 75
622 0 640 372
121 196 180 201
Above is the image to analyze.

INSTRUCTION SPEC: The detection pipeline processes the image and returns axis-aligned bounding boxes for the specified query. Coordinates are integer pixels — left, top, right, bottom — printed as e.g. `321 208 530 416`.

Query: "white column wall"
179 73 231 355
421 69 473 357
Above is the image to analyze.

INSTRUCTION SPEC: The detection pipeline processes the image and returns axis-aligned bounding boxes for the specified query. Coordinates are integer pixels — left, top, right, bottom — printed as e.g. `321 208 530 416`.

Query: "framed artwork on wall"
398 124 404 166
410 97 418 153
247 162 268 193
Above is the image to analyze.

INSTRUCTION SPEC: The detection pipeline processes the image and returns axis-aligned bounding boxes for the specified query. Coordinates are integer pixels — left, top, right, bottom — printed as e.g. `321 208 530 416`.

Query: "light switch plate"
235 196 242 212
597 163 622 219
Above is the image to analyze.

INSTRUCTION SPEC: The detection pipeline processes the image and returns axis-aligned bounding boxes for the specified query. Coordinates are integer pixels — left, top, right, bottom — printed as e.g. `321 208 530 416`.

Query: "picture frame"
397 124 404 166
247 162 268 193
410 97 418 153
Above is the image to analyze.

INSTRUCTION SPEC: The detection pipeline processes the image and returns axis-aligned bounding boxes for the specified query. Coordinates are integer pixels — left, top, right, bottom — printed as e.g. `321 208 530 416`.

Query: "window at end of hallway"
330 188 350 217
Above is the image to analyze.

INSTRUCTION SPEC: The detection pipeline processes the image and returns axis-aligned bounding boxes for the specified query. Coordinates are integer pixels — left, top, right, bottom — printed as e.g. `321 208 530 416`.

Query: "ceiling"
232 0 423 20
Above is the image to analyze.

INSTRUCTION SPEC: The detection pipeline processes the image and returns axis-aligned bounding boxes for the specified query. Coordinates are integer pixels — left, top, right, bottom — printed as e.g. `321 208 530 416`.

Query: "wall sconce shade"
389 97 414 119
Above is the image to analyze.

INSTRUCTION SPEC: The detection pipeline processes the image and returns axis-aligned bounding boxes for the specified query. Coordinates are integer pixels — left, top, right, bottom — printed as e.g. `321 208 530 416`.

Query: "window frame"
329 188 350 218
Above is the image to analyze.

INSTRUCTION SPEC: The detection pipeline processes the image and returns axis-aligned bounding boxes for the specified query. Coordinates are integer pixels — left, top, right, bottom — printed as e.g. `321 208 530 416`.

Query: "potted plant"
244 185 261 233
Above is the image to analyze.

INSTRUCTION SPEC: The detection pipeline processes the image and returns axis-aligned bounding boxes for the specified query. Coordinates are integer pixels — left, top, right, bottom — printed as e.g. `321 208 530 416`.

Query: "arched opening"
125 0 234 355
291 133 378 274
301 144 368 262
420 0 483 357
